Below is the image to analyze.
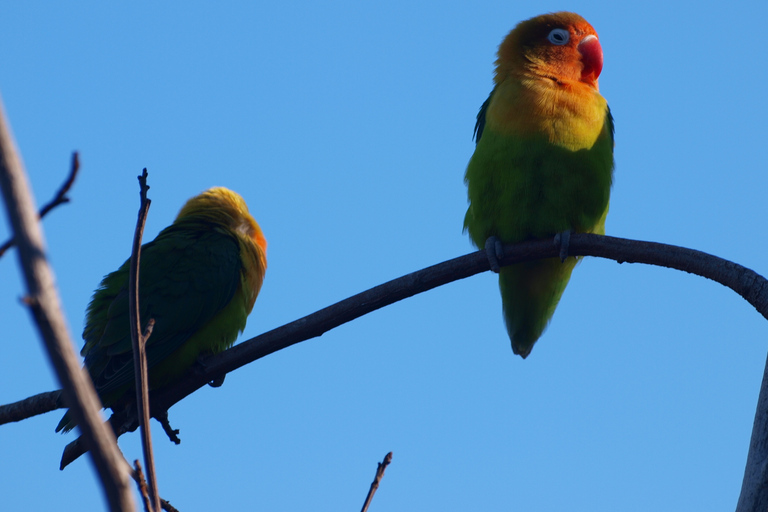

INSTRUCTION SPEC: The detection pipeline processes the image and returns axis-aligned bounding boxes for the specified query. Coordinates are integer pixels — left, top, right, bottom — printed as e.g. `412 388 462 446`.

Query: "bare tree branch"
51 234 768 468
361 452 393 512
737 350 768 512
129 168 161 512
0 95 135 510
4 220 768 506
0 389 63 424
0 151 79 258
154 233 768 413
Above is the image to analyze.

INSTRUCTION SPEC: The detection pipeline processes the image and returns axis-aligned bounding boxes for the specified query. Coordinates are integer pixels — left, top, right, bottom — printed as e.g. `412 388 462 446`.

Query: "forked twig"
0 152 79 258
132 459 180 512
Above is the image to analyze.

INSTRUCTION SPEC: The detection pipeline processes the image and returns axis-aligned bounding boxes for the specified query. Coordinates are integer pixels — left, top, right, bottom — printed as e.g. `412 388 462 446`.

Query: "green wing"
81 222 242 401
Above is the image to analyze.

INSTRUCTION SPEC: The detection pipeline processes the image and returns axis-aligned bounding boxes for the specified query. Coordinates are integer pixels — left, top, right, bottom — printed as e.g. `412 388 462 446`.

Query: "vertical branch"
0 96 135 510
736 348 768 511
360 452 393 512
129 168 161 512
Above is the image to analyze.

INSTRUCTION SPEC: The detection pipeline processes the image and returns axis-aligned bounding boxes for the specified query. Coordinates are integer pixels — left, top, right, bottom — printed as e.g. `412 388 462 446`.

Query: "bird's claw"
156 410 181 445
484 236 504 273
208 375 226 388
554 230 571 262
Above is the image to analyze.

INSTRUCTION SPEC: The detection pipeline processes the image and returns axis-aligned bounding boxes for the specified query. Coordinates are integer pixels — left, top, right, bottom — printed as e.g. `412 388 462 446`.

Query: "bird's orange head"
495 12 603 90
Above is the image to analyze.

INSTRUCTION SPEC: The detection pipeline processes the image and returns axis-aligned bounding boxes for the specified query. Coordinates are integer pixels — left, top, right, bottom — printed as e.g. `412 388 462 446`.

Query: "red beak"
578 35 603 85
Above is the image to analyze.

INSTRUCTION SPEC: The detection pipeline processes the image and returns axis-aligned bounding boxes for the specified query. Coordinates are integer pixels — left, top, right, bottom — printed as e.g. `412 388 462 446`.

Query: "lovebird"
56 187 267 432
464 12 614 358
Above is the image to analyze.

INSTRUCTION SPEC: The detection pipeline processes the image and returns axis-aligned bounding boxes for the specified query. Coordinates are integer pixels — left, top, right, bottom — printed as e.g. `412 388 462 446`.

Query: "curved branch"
158 233 768 410
4 234 768 420
5 231 768 504
52 234 768 468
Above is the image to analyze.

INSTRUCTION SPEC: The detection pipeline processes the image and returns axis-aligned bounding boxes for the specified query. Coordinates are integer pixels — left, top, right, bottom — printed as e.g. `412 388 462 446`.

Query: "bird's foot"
155 410 181 445
484 236 504 273
193 354 209 373
208 375 226 388
553 230 572 262
193 355 226 387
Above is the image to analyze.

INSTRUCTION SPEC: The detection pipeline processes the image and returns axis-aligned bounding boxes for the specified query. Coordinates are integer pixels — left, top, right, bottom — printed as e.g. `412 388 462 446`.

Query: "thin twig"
129 168 161 512
361 452 393 512
160 499 180 512
0 151 79 258
0 95 135 510
134 460 152 512
130 458 179 512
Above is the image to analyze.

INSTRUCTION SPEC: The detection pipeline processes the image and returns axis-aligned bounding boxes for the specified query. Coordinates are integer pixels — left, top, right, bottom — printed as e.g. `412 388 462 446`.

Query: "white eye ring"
547 28 570 45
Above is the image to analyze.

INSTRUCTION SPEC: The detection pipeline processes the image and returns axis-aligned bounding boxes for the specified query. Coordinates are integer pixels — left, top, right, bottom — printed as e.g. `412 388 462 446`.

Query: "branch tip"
361 451 393 512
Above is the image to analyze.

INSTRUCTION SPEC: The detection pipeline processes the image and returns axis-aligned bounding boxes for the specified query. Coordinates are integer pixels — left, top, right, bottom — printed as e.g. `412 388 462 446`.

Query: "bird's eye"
547 28 570 45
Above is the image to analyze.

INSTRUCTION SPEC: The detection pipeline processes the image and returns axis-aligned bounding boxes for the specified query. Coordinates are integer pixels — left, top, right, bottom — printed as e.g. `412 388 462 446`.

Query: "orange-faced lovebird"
57 187 267 432
464 12 614 358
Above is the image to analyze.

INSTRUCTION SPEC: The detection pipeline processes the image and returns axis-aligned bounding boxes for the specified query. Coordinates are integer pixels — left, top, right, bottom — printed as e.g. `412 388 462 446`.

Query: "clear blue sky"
2 1 767 510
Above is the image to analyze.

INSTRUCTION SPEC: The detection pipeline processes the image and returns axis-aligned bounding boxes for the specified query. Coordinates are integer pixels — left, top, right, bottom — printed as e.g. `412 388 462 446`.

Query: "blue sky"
1 1 767 510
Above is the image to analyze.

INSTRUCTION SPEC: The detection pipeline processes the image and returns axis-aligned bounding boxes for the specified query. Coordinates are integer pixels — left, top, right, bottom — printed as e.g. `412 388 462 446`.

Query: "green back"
56 220 244 432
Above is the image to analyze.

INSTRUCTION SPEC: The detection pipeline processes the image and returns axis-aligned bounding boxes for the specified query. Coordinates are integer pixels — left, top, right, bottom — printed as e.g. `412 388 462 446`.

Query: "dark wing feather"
82 222 241 399
606 105 615 147
473 91 493 144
